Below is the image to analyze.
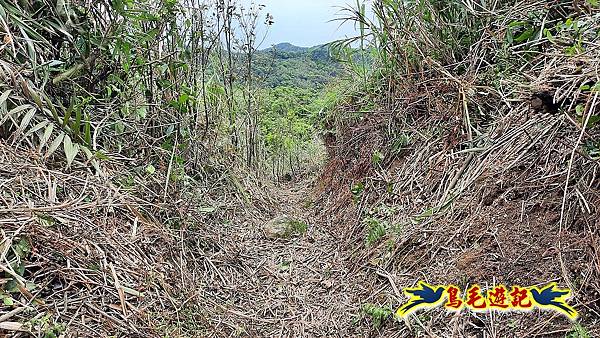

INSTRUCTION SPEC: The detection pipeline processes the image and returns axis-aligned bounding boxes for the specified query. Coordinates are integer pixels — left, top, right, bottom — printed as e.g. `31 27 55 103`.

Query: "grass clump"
288 220 309 235
365 217 387 245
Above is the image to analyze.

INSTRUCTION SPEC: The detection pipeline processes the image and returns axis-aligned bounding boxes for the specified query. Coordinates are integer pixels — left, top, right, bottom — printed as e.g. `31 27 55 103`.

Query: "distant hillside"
265 42 309 53
254 43 342 89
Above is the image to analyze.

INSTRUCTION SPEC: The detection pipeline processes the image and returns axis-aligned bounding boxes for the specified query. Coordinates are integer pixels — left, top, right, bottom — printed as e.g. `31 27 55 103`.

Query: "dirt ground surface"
198 180 376 337
197 177 599 338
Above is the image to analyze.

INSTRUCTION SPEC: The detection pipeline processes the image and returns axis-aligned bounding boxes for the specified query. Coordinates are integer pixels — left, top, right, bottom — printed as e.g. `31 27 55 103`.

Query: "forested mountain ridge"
264 42 309 53
1 0 600 337
254 43 342 88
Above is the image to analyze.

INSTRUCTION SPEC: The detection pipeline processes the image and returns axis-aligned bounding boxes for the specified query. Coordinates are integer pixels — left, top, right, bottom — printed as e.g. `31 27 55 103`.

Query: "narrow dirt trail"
202 179 373 337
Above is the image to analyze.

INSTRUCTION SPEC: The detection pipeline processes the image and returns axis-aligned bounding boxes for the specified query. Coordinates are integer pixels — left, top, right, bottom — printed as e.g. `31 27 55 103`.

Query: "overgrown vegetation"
317 0 600 336
2 0 600 336
0 0 334 180
0 0 338 335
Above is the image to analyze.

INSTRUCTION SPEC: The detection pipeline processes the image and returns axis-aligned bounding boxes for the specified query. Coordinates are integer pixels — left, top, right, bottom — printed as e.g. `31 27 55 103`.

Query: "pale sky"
243 0 360 48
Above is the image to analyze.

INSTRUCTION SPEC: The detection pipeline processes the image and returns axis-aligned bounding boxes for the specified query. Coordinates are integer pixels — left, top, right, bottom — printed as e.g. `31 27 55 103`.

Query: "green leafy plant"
361 303 393 328
391 133 412 154
567 324 591 338
2 238 31 294
365 217 387 245
351 182 365 203
372 150 385 166
1 292 14 306
583 141 600 160
30 313 65 338
145 164 156 175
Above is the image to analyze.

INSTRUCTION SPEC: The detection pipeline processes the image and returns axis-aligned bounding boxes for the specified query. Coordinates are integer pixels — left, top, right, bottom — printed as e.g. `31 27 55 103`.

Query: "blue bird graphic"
396 282 445 317
530 283 578 320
